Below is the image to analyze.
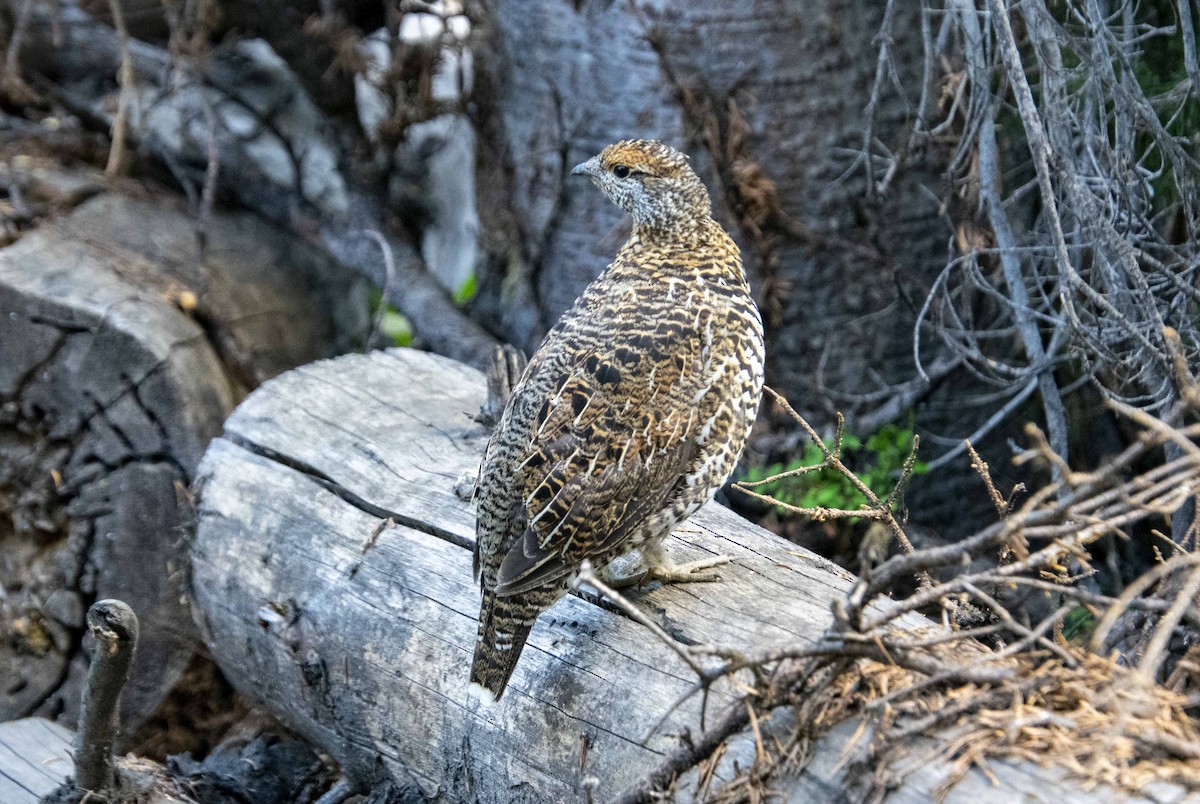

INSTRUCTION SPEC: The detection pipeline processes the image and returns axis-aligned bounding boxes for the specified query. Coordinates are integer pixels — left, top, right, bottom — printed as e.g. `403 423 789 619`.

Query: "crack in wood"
221 431 473 552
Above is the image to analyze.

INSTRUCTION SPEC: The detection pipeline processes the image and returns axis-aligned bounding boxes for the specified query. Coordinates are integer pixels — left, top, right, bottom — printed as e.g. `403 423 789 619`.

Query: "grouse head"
572 139 712 230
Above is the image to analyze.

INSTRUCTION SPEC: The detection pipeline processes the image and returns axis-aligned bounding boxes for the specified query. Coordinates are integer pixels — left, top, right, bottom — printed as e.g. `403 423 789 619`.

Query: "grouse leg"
603 541 730 589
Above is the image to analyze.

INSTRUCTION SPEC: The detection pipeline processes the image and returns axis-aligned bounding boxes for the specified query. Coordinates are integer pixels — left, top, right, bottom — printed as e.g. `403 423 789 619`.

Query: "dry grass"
729 647 1200 802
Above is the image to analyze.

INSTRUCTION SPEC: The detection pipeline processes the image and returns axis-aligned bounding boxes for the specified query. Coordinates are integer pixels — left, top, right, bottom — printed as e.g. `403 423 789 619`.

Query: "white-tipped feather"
467 681 497 706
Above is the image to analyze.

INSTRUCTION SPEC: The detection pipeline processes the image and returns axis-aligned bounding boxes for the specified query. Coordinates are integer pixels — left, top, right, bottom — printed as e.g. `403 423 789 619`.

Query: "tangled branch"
834 0 1200 472
612 389 1200 801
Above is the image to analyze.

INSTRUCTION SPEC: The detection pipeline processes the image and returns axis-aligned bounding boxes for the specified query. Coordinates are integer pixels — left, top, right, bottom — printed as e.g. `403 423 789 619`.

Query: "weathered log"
0 187 367 737
191 348 816 799
190 348 1188 801
0 718 73 804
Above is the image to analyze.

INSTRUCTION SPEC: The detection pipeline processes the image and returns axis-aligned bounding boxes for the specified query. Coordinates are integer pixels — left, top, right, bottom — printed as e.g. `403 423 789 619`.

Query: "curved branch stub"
73 599 140 793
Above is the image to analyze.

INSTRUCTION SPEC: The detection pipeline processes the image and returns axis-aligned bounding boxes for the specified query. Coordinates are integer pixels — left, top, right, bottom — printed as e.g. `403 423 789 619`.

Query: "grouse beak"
571 157 600 178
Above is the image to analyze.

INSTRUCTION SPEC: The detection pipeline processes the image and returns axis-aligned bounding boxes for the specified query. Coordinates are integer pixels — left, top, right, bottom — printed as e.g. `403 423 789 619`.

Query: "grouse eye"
612 164 631 179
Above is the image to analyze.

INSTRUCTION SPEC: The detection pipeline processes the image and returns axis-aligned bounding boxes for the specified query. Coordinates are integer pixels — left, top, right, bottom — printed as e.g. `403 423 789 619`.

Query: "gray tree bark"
0 187 367 740
471 0 946 408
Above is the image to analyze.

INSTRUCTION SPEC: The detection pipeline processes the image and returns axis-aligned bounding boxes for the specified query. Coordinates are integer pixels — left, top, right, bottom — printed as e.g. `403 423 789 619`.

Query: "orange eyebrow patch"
599 140 690 178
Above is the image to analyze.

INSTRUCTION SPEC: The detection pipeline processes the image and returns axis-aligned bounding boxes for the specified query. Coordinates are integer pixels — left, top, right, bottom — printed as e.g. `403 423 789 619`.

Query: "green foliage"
369 289 414 348
743 424 928 518
379 307 413 347
1062 606 1098 644
453 272 478 305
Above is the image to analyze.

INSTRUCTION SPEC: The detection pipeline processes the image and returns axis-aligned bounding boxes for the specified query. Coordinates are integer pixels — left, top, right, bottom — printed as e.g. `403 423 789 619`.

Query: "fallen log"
190 348 1191 801
193 348 859 799
0 718 73 804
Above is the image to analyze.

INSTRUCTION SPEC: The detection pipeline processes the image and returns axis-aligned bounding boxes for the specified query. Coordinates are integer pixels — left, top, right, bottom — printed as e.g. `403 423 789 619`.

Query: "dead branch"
737 387 923 562
634 385 1200 798
105 0 134 175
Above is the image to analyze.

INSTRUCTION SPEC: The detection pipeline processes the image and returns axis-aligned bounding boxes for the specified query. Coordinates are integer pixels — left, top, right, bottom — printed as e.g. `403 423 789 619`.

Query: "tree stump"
0 185 368 738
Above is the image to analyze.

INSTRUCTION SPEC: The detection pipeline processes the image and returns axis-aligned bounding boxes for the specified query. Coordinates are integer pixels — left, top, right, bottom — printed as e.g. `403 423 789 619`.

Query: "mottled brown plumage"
470 140 765 701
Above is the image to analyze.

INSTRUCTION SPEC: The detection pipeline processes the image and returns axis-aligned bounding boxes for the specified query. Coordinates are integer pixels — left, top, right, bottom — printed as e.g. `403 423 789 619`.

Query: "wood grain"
0 190 367 736
192 348 1190 802
0 718 74 804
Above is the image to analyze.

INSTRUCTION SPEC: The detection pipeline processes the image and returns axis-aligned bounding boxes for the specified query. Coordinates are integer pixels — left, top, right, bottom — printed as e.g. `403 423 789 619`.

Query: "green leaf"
1062 607 1097 643
380 308 413 347
453 272 478 305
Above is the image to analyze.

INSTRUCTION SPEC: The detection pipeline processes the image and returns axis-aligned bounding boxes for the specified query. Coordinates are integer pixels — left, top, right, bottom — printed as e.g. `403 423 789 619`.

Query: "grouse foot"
603 543 730 589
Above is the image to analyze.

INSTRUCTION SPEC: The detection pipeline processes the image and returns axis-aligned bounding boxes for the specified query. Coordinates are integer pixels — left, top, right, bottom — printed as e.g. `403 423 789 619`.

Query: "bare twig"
364 229 397 351
106 0 135 176
967 440 1011 517
860 0 902 198
3 0 36 78
196 93 221 259
1137 565 1200 679
574 560 713 681
956 0 1072 467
